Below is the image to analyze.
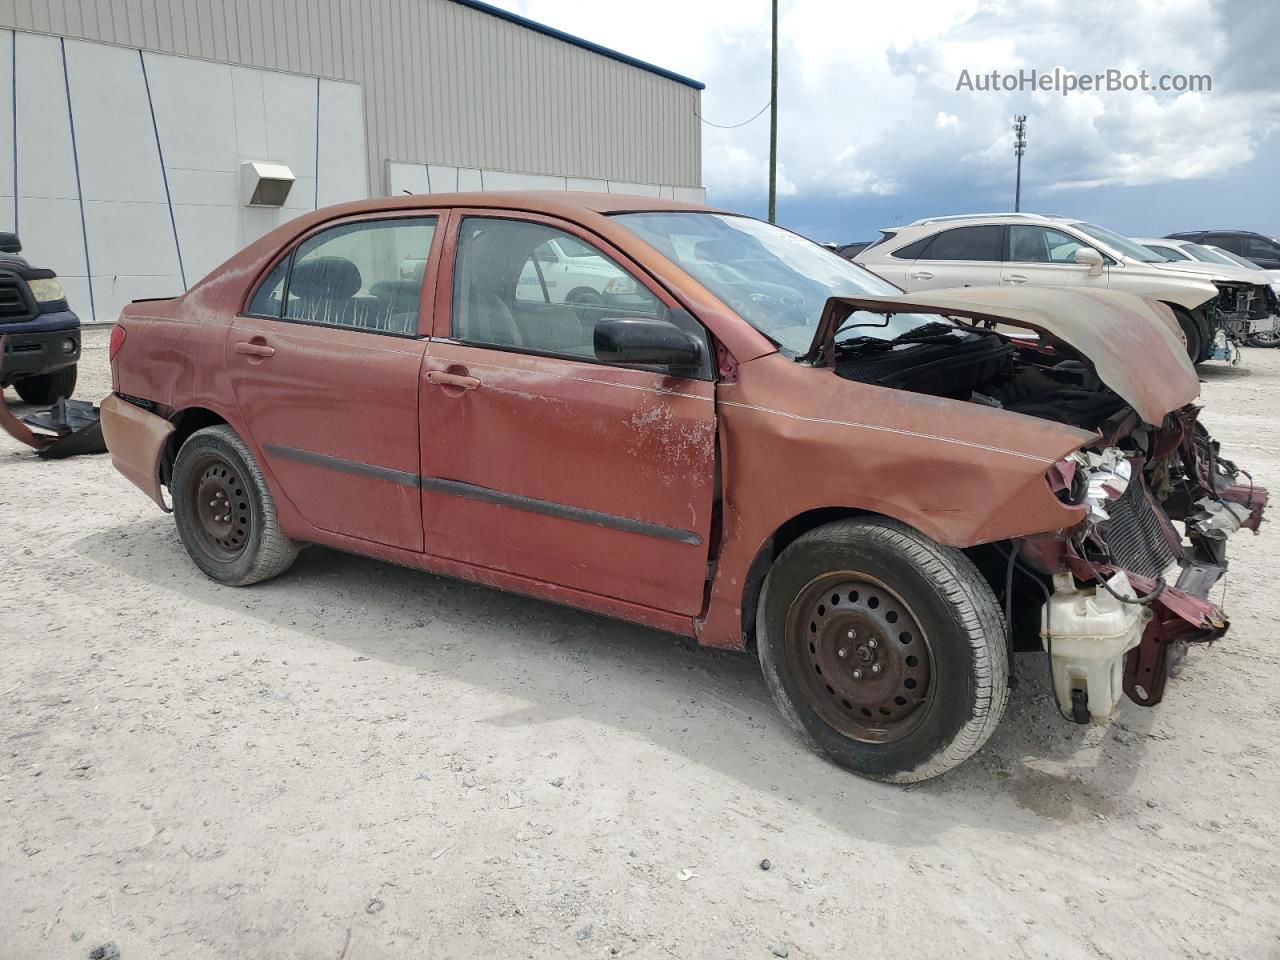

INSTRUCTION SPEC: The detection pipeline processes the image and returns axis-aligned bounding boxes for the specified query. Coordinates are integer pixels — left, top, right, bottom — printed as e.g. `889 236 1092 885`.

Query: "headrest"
290 256 361 299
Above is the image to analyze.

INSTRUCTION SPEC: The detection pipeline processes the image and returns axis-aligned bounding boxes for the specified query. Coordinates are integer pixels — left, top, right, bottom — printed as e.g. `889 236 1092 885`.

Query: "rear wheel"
171 424 298 586
14 365 77 404
756 518 1008 783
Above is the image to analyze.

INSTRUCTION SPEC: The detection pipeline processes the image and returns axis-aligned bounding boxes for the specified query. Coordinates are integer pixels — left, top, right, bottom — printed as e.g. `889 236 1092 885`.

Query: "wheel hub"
785 575 934 743
192 459 250 559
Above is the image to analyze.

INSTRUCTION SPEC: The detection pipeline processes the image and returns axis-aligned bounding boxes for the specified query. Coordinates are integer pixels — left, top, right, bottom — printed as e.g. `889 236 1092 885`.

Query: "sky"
491 0 1280 243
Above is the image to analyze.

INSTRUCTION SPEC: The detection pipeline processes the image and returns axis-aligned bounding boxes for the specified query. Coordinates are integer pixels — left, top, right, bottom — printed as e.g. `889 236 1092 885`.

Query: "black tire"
1166 305 1204 363
1245 329 1280 348
171 424 298 586
14 365 77 404
566 287 604 322
756 518 1008 783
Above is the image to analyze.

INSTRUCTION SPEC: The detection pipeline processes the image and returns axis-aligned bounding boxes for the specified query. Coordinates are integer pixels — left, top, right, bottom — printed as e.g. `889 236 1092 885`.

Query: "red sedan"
101 192 1265 782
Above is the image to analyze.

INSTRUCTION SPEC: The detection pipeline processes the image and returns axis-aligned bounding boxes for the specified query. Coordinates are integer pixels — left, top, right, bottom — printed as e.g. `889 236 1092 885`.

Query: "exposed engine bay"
833 324 1128 429
828 315 1269 723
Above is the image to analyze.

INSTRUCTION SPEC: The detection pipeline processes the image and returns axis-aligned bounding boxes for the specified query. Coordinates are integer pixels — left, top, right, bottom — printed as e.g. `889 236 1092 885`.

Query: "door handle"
426 370 480 391
909 271 934 280
234 340 275 358
1004 275 1028 284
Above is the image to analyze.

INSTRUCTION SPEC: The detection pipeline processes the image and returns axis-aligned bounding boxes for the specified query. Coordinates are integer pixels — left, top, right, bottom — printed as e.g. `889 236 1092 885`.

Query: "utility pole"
1013 115 1027 212
767 0 778 224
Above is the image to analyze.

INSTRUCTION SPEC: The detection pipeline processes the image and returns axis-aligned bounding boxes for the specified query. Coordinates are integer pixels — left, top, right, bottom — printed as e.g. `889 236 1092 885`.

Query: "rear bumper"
0 311 81 383
99 392 174 510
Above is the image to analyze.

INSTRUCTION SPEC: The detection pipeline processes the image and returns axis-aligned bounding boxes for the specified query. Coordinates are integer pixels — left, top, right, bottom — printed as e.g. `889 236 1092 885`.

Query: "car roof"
308 190 723 219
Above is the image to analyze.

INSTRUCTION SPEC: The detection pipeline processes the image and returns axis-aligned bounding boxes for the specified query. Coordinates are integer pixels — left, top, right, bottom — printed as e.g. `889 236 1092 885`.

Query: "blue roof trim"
449 0 705 90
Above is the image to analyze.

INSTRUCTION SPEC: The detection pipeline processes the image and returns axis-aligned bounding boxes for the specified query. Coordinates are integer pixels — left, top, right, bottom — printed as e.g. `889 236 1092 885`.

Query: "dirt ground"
2 328 1278 960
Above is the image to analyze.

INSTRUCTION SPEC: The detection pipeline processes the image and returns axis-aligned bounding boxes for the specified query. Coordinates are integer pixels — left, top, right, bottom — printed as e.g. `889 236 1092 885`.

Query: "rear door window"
244 217 437 335
916 225 1003 262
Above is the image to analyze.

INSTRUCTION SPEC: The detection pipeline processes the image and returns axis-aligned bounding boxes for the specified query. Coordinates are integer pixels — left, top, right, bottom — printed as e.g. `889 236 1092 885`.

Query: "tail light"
108 324 126 361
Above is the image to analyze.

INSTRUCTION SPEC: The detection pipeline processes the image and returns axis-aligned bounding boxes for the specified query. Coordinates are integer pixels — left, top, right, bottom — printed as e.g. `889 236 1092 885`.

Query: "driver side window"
451 217 663 360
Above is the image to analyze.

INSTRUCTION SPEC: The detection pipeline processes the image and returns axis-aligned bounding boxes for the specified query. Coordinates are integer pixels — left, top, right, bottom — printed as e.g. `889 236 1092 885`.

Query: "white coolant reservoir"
1040 571 1152 723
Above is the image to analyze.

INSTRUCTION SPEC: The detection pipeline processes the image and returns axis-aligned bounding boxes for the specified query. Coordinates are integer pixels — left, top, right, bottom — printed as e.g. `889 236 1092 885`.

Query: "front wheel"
756 518 1008 783
14 365 77 404
171 424 298 586
1167 306 1204 363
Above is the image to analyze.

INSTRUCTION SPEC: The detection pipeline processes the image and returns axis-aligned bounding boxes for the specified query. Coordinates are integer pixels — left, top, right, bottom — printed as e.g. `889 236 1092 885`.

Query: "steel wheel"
186 453 251 562
784 572 934 744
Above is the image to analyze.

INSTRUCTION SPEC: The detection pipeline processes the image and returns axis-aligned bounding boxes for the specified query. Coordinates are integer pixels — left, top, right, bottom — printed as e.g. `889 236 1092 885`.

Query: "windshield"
1185 243 1243 267
1141 243 1188 262
611 212 944 355
1070 222 1165 262
1206 246 1265 271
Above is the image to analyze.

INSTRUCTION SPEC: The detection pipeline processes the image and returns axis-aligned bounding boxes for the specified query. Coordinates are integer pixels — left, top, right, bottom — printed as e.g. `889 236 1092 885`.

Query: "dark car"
0 231 81 404
100 191 1266 783
1166 230 1280 271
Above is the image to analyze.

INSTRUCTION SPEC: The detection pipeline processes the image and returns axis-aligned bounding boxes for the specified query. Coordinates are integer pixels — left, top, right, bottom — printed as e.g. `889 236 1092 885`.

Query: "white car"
855 213 1227 361
1133 237 1278 347
516 235 638 317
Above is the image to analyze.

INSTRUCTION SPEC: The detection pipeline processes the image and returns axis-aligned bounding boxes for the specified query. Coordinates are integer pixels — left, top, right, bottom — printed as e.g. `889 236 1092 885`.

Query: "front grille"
1098 479 1182 579
0 281 30 320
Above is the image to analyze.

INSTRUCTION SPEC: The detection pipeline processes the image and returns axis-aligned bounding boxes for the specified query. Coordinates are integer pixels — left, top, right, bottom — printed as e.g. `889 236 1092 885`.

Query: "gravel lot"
3 327 1278 959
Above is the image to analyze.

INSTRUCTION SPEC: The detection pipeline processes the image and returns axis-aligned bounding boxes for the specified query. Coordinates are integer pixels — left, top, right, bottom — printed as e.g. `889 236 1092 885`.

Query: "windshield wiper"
834 321 960 354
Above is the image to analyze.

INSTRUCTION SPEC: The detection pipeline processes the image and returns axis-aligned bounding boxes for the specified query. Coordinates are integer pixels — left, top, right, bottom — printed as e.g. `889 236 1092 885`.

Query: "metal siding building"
0 0 704 323
0 0 703 195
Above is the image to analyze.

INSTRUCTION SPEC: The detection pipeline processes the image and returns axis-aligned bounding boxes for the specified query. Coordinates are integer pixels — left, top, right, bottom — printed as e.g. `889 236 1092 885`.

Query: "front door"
1001 224 1110 289
226 215 441 551
419 213 716 616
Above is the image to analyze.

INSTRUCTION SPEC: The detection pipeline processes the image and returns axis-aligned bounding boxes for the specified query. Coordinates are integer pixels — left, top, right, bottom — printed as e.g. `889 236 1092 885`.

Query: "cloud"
492 0 1280 236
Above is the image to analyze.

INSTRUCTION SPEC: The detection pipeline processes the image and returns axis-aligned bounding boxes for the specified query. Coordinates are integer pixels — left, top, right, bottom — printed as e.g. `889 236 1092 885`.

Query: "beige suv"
855 213 1224 360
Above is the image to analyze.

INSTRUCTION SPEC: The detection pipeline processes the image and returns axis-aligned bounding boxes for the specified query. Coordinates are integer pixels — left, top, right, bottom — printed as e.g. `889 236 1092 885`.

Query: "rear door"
226 215 442 551
418 211 716 616
1000 224 1109 289
1238 236 1280 271
899 225 1004 291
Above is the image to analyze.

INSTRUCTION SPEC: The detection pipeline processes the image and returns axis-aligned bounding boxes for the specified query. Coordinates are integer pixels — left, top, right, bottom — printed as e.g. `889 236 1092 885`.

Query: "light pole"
767 0 778 224
1013 115 1027 212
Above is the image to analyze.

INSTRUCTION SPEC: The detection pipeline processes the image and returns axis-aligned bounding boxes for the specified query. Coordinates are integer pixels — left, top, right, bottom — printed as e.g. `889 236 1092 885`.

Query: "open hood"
805 286 1200 427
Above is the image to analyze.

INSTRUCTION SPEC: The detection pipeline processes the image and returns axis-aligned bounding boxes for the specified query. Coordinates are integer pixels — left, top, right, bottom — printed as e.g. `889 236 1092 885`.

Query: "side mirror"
1074 246 1104 276
594 317 702 371
0 232 21 254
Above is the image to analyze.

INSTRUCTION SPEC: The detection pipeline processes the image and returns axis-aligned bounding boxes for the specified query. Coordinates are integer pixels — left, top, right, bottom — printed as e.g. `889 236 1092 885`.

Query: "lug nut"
871 664 881 674
846 630 856 639
852 669 863 679
838 647 849 659
868 639 878 649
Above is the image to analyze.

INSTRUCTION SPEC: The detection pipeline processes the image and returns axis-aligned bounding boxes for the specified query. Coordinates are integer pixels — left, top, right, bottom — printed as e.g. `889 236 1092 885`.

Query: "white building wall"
0 29 367 324
385 160 706 205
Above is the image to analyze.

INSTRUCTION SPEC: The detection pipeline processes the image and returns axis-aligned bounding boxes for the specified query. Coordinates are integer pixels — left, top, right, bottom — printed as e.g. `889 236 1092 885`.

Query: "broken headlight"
1049 448 1131 521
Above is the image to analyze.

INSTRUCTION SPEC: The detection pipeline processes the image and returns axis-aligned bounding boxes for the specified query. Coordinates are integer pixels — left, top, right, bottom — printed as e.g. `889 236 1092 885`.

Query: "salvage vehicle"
854 213 1229 362
1165 230 1280 271
100 193 1268 783
1141 239 1280 349
0 231 81 404
1132 237 1278 355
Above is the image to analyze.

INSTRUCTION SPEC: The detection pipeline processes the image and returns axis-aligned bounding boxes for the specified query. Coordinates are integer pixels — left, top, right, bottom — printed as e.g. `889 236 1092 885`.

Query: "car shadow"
74 517 1160 843
1197 362 1253 381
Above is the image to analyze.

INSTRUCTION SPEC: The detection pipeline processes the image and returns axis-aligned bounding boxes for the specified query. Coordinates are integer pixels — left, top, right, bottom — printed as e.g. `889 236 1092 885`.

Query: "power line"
694 100 771 129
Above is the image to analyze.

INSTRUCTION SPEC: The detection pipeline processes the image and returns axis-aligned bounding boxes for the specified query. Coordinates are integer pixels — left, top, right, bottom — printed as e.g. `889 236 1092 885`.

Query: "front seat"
1011 235 1045 263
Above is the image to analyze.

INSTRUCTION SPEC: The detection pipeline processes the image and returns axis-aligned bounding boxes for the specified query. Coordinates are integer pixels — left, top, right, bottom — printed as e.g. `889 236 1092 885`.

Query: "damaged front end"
805 288 1268 724
1025 408 1267 721
1206 281 1278 361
